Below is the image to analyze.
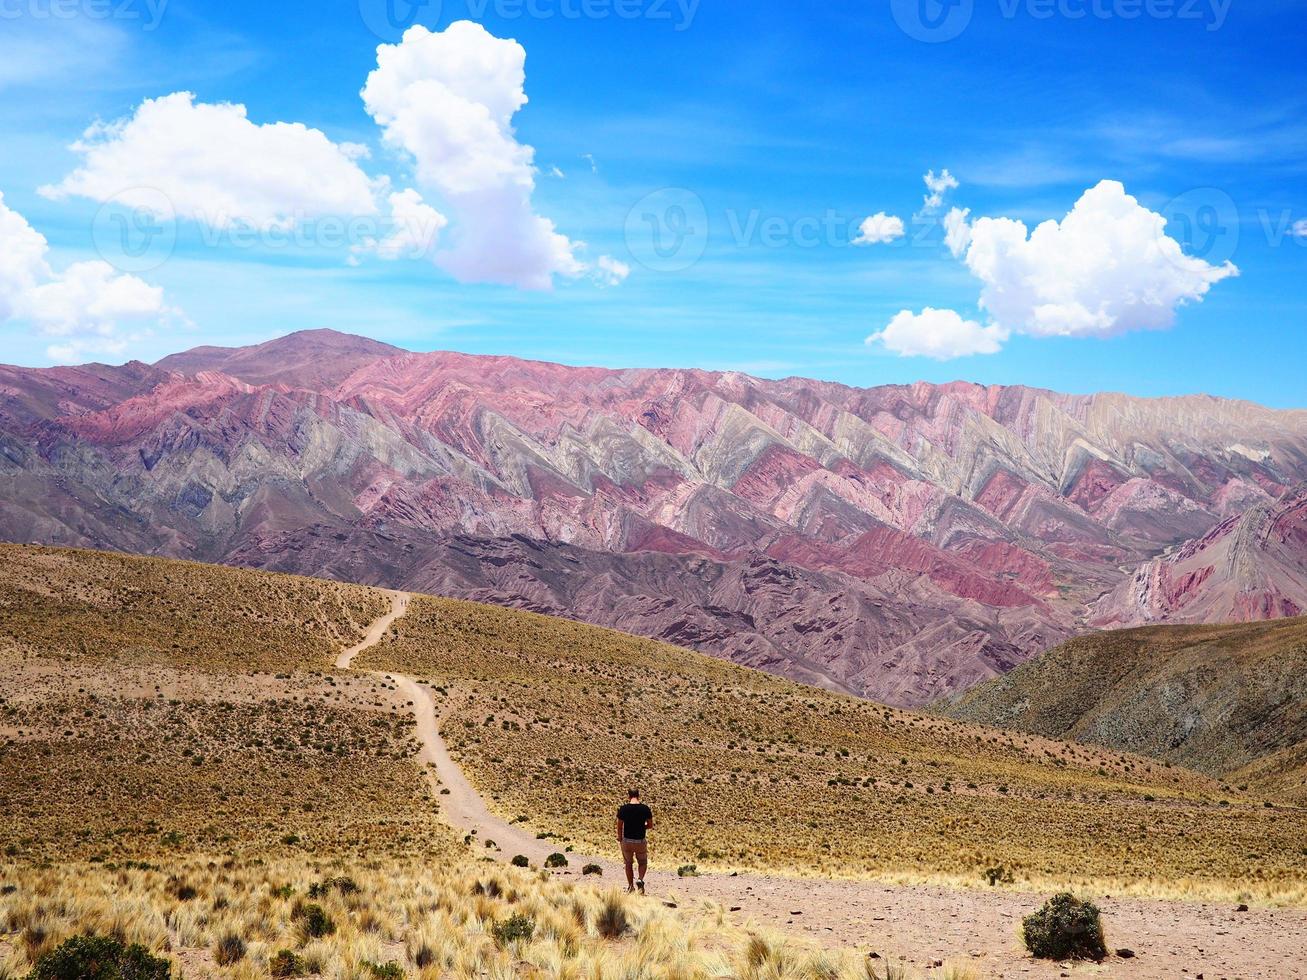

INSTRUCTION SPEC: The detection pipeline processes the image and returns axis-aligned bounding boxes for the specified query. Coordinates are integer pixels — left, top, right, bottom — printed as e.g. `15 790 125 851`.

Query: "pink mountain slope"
1092 484 1307 626
3 330 1306 705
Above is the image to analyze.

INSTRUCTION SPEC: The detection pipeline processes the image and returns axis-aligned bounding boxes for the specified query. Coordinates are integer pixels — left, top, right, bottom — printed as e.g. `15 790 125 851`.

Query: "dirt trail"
342 598 1307 979
336 591 409 670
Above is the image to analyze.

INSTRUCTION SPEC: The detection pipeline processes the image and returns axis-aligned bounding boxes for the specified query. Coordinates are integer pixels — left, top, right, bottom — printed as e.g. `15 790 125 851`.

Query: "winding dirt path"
336 591 409 670
341 596 1307 979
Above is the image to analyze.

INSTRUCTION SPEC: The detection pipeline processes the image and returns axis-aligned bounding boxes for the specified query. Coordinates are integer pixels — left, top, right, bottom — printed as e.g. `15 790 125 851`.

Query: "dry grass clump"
358 596 1307 899
0 544 386 673
0 856 934 979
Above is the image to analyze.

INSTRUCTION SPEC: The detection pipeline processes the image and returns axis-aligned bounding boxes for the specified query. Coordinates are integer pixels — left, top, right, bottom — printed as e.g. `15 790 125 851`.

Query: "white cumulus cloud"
853 212 905 246
958 180 1238 338
943 207 972 258
42 92 380 231
361 22 619 290
353 189 448 263
594 255 631 286
0 191 178 362
921 168 959 214
867 307 1008 360
874 179 1239 361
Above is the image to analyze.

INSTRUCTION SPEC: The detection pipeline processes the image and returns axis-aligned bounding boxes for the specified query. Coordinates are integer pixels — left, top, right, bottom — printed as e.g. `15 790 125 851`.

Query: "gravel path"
348 595 1307 979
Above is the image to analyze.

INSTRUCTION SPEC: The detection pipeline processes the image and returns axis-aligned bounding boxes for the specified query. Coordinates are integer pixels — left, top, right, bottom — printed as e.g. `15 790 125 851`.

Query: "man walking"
616 788 653 894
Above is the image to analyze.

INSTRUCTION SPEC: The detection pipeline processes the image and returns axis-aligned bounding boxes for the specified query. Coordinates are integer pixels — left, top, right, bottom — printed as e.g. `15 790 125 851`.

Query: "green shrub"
1022 893 1108 961
26 933 171 980
365 962 405 979
298 903 336 939
982 865 1014 886
510 855 530 868
677 864 700 878
544 853 568 869
213 933 246 966
582 863 603 876
491 913 535 948
308 876 358 898
268 950 306 978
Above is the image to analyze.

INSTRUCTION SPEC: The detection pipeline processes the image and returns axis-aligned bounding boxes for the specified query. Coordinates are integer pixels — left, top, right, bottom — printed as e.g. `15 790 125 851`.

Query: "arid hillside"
940 618 1307 802
5 545 1307 979
6 331 1307 705
3 544 1304 901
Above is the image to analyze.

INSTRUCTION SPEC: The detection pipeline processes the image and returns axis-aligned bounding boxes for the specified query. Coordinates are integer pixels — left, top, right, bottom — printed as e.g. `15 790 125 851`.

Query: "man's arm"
616 817 624 842
645 811 654 832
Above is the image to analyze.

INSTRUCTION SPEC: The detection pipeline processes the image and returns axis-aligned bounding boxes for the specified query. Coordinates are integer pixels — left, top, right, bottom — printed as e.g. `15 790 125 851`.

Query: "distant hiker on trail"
617 789 653 894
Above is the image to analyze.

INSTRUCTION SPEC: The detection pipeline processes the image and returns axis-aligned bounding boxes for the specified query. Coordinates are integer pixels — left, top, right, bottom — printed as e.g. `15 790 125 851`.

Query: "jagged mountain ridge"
3 329 1307 705
1092 483 1307 626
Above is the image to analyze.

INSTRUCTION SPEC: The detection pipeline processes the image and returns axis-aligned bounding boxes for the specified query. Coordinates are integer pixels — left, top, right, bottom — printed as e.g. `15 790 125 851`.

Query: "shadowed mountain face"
938 618 1307 802
3 329 1307 705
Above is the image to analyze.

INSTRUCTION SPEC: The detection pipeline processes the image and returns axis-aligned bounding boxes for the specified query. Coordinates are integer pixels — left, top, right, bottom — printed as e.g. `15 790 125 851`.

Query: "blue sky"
0 0 1304 404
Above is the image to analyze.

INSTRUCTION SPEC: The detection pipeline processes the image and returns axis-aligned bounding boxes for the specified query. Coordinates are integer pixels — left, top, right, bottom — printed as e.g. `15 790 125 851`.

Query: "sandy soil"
349 596 1307 979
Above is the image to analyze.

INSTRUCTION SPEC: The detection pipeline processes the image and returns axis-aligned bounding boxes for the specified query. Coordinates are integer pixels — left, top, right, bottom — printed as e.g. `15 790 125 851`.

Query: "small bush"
596 893 630 939
982 865 1014 886
365 962 405 980
544 853 568 869
308 876 358 898
213 933 246 966
1022 893 1107 962
510 855 530 868
269 950 306 978
677 864 700 878
582 863 603 876
491 913 535 948
298 903 336 939
173 883 198 902
27 934 171 980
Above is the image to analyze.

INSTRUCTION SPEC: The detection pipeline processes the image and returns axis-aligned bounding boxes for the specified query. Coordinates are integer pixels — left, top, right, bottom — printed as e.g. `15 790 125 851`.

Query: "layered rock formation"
3 329 1306 704
1091 484 1307 625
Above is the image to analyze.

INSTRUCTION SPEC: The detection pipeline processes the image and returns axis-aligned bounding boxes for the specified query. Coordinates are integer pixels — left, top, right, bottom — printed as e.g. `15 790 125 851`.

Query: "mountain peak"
156 329 407 389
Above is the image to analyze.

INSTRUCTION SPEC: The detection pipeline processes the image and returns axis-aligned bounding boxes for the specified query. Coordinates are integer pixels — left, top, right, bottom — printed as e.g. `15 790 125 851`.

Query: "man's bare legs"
621 841 648 893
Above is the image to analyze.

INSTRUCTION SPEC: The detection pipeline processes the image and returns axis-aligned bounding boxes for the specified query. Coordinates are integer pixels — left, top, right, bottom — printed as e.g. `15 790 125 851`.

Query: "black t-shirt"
617 802 653 841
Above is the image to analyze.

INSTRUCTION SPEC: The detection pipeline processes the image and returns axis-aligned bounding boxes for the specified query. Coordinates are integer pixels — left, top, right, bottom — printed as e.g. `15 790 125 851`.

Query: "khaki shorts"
621 839 648 862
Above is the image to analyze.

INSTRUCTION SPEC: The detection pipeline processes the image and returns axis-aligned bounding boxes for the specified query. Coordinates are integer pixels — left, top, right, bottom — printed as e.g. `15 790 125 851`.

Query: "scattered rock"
1236 904 1249 912
1116 948 1136 959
